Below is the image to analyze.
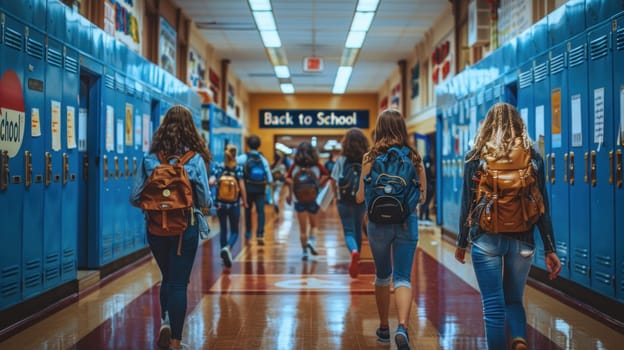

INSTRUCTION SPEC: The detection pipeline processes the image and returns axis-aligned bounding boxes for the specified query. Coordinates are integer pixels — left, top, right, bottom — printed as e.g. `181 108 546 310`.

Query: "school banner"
259 109 369 129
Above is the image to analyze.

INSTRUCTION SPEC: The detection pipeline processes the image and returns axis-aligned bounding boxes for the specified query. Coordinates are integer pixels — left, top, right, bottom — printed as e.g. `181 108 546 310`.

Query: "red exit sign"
303 57 323 72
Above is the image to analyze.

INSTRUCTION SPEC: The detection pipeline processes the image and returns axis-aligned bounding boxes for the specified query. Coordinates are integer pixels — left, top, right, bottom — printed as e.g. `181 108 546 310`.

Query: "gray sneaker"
220 247 233 268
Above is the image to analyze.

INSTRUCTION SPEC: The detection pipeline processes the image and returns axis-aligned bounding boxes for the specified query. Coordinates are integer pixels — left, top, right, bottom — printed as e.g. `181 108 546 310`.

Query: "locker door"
435 110 443 225
22 25 45 299
567 34 591 287
43 37 63 290
587 22 616 298
612 14 624 302
0 14 26 310
99 71 116 265
112 72 125 259
548 44 570 278
533 52 549 270
60 45 78 282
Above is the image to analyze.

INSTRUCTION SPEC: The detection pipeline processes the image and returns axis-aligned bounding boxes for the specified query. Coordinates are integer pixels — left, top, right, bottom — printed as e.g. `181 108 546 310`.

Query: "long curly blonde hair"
224 144 238 168
468 102 533 162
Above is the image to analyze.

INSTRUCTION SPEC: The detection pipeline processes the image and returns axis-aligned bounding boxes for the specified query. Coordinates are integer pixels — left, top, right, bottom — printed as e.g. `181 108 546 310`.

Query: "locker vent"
485 87 493 102
46 252 59 265
549 53 565 75
518 69 532 89
26 38 44 60
568 44 586 67
47 48 63 67
574 263 589 275
533 61 549 83
25 258 41 273
493 84 501 98
1 265 19 297
65 55 78 74
63 248 74 259
594 271 612 286
589 35 608 60
4 27 22 51
115 79 125 93
126 82 135 96
105 74 115 89
477 91 484 105
616 28 624 51
1 280 19 298
24 274 41 289
62 260 74 275
45 267 59 281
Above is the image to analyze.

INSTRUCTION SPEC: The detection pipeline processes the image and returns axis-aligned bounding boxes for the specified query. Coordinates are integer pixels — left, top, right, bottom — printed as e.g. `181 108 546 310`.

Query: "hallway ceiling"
173 0 450 94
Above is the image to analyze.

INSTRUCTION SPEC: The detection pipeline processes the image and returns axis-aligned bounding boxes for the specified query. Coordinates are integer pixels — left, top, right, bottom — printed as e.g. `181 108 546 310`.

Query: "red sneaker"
349 250 360 278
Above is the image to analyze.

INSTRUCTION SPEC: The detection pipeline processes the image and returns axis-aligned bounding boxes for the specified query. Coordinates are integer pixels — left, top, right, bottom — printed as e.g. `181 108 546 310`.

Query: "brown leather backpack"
139 151 196 253
475 140 545 233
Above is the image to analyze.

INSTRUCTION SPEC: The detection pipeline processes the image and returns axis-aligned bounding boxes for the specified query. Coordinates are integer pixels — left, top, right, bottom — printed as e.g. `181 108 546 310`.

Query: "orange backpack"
139 151 196 253
475 140 545 233
217 168 240 202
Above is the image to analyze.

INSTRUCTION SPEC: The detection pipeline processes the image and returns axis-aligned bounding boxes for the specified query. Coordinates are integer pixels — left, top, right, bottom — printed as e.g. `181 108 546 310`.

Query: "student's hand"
454 248 466 264
545 252 562 280
242 199 249 208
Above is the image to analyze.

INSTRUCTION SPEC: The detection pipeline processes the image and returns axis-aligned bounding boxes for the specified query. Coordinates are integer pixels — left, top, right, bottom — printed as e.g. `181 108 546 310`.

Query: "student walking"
455 102 561 350
131 105 212 350
270 146 292 217
210 144 247 268
237 135 273 245
356 109 427 350
286 141 330 260
330 128 369 278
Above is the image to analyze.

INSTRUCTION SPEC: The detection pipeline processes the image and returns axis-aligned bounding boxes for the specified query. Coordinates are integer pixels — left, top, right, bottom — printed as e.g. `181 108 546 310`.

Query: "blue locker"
586 0 624 28
567 29 592 288
547 8 571 278
0 13 26 310
587 21 616 298
435 110 443 225
0 0 33 22
22 24 45 299
122 77 137 255
60 45 79 282
99 70 116 266
516 28 535 141
611 13 624 302
112 71 125 259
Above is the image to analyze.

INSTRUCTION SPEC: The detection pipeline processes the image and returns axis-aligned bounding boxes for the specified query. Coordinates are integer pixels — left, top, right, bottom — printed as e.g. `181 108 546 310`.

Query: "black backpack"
293 166 319 204
244 153 267 194
364 147 421 224
338 159 361 203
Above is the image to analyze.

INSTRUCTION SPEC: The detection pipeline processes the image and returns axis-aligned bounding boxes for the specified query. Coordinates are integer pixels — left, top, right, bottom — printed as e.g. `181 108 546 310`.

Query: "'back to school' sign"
259 109 369 129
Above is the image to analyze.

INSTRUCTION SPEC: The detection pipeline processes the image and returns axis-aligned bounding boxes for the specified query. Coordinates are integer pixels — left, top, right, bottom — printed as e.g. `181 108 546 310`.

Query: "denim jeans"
147 222 199 340
367 213 419 288
337 202 366 253
245 191 266 238
470 233 535 350
218 205 240 249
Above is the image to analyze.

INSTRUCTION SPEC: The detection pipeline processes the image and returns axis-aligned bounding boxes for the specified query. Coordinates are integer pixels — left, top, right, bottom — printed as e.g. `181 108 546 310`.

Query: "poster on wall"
105 0 142 53
188 46 206 88
159 17 177 76
430 32 454 86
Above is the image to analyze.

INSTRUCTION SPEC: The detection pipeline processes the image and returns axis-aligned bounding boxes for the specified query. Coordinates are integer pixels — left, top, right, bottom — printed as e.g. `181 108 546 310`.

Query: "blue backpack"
364 146 421 224
244 153 267 194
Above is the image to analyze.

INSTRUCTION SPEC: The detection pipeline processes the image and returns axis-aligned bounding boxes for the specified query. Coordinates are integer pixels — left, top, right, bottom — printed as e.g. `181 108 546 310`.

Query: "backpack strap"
179 151 196 165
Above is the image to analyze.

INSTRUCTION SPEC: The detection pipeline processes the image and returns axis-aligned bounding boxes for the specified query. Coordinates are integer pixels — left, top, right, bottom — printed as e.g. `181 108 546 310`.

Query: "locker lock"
563 153 568 183
568 152 575 185
584 152 589 183
83 155 88 182
103 155 108 181
590 151 597 187
124 156 130 178
616 150 622 188
0 150 8 191
609 151 613 185
133 157 137 176
25 151 32 188
114 156 119 180
62 153 69 185
550 153 556 184
45 152 52 187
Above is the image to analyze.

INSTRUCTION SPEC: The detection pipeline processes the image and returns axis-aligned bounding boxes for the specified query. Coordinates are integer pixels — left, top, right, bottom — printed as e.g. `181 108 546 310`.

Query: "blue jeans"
367 213 419 288
148 223 199 340
337 202 366 253
218 205 240 249
245 192 266 238
470 233 535 350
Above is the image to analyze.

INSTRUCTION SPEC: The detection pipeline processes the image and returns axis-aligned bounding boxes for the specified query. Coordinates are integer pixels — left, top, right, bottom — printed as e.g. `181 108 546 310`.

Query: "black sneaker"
376 327 390 343
395 325 410 350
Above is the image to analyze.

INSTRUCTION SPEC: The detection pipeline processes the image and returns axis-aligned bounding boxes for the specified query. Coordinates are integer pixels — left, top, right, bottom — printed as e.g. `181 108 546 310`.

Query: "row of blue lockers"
435 0 624 302
0 1 210 311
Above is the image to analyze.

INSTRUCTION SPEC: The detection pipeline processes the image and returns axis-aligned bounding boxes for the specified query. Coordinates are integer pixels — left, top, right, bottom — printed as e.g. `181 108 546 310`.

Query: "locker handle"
563 153 568 183
124 156 130 178
569 152 575 185
114 156 119 180
609 151 613 185
25 151 32 188
83 155 88 182
133 157 137 176
62 153 69 185
616 150 622 188
0 150 8 191
550 153 555 184
45 152 52 187
103 155 108 181
590 151 597 187
584 152 589 183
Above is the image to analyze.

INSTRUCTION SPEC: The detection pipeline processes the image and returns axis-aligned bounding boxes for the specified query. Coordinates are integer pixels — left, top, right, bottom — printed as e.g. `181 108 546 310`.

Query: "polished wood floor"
1 202 622 349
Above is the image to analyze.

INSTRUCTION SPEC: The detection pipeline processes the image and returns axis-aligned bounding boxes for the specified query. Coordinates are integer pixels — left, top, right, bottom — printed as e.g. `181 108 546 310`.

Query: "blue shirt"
130 152 212 209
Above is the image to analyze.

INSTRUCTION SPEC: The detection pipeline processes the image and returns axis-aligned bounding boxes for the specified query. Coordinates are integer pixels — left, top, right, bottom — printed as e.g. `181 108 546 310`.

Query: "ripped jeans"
470 233 535 350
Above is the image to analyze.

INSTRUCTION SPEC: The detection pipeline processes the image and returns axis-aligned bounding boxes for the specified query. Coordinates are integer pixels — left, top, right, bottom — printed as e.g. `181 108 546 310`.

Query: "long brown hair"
150 105 212 163
341 128 369 163
468 102 532 162
365 109 422 170
294 141 318 167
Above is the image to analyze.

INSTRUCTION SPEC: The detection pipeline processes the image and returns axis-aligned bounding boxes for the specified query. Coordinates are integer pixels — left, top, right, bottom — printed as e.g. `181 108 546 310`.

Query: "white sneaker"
220 247 233 268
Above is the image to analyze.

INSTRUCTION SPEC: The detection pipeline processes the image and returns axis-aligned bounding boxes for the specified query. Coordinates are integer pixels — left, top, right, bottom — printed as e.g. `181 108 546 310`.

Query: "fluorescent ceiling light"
332 66 352 94
280 83 295 94
356 0 380 12
351 12 375 32
345 31 366 48
249 0 271 11
274 65 290 78
252 11 276 30
260 30 282 48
